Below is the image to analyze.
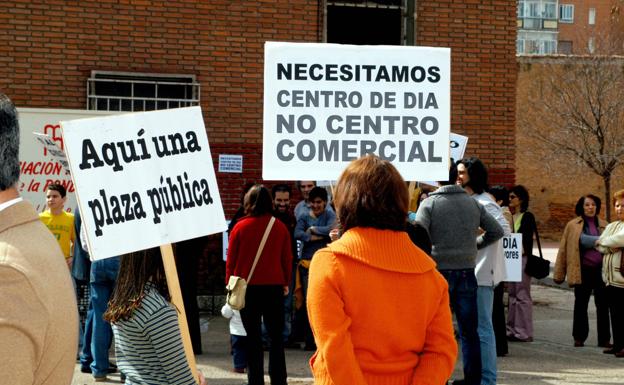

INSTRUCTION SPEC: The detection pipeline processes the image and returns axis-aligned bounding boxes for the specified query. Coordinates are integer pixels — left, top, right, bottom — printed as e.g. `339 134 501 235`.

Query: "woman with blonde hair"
307 155 457 385
596 189 624 357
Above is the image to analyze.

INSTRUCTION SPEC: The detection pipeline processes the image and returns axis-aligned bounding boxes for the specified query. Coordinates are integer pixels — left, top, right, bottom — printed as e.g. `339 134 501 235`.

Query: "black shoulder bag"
524 221 551 279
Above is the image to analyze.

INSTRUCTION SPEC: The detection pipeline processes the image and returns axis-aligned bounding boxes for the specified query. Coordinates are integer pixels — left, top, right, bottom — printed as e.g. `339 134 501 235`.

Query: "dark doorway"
326 2 403 45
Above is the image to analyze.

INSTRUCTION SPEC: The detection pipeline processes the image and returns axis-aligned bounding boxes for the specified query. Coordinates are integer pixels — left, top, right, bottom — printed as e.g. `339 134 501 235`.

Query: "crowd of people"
2 87 623 385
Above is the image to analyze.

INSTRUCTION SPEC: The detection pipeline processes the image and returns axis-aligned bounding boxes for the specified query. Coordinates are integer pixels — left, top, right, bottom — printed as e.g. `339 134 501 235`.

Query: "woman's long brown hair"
103 247 170 323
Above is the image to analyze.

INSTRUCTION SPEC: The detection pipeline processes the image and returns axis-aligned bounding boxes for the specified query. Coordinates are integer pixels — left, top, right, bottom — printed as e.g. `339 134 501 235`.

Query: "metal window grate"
87 71 200 112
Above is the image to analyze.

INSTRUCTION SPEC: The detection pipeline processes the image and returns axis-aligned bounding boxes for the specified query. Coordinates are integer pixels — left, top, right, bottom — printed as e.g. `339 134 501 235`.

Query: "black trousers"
492 283 508 356
240 285 287 385
605 285 624 351
572 266 610 345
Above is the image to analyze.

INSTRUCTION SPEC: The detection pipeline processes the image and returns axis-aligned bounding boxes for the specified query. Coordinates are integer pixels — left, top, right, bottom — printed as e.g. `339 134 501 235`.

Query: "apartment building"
517 0 623 54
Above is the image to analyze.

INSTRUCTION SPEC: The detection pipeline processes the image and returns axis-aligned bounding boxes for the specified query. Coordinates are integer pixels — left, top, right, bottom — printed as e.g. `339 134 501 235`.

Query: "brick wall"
416 0 518 186
516 56 624 240
0 0 319 213
0 0 518 290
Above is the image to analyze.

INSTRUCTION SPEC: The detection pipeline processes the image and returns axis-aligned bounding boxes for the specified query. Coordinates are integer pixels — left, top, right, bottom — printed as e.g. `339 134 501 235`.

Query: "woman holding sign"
553 194 610 348
306 155 457 385
104 248 206 385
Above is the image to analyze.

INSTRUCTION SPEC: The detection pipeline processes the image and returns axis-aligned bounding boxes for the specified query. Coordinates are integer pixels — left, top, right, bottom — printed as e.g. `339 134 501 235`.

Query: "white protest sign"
17 108 113 213
263 42 451 181
421 132 468 185
450 132 468 164
62 106 227 260
503 233 523 282
33 133 71 174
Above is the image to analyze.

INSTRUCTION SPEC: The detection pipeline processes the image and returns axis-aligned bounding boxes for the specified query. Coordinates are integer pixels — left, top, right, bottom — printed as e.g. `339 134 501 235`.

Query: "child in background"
39 183 75 268
221 303 248 373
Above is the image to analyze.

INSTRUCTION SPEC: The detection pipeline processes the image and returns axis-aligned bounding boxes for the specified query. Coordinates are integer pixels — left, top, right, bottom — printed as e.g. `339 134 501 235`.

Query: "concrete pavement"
71 242 624 384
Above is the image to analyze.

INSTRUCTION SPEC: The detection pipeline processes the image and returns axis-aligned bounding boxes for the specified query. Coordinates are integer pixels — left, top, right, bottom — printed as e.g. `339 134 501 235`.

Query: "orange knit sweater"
307 227 457 385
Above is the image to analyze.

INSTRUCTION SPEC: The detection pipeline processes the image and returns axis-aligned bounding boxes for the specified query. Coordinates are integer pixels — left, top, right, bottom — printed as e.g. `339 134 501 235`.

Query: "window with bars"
87 71 200 112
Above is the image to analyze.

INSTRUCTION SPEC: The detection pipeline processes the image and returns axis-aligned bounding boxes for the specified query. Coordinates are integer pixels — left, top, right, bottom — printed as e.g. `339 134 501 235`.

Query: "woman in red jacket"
306 155 457 385
226 185 293 385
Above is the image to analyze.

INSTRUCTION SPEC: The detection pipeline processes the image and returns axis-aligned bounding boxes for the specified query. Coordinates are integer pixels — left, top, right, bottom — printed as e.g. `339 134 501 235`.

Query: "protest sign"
33 133 71 174
61 106 227 261
263 42 451 181
17 108 112 213
503 233 523 282
421 132 468 186
450 132 468 164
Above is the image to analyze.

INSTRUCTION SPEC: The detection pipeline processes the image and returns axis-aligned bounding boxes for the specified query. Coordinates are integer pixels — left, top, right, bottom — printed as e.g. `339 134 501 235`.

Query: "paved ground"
71 242 624 384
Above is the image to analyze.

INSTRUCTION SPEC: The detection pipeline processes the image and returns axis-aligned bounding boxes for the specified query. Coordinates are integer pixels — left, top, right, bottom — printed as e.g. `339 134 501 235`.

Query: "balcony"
518 17 558 31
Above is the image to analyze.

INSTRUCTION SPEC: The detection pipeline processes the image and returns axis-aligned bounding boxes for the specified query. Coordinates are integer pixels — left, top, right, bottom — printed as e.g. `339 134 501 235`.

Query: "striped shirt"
112 285 195 385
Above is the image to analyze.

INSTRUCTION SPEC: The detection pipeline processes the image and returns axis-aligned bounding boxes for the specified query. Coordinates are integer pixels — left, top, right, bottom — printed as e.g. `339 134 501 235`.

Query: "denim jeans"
441 269 481 385
477 285 496 385
79 300 94 366
88 257 120 377
231 334 248 370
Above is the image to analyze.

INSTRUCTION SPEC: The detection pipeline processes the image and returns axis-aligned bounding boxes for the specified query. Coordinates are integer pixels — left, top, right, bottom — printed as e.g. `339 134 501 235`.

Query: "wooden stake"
160 243 199 384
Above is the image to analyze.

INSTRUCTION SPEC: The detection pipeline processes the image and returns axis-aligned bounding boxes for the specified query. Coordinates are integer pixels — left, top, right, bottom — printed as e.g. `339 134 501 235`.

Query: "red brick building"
0 0 517 293
557 0 624 54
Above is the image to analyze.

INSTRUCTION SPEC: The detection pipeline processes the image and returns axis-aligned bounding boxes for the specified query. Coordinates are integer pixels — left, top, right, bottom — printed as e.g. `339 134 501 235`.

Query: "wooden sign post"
160 244 199 383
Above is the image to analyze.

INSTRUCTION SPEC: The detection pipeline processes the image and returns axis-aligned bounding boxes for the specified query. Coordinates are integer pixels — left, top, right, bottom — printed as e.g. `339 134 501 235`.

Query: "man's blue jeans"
79 303 93 370
83 257 119 377
440 269 481 385
477 285 497 385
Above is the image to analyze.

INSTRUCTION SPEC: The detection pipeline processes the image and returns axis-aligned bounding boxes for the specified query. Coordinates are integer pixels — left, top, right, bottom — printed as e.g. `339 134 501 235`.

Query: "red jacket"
226 214 293 286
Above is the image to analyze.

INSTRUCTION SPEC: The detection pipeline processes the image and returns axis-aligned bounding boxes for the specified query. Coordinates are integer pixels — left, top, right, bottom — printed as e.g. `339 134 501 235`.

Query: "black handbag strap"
534 219 544 259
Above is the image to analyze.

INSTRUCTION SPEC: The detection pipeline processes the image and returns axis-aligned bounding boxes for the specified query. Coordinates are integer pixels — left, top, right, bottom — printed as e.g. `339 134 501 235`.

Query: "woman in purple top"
554 194 611 348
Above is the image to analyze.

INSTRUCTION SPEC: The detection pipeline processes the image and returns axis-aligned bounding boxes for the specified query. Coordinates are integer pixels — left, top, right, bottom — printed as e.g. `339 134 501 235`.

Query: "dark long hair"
244 184 273 216
575 194 601 217
510 185 530 212
103 248 170 323
458 157 488 194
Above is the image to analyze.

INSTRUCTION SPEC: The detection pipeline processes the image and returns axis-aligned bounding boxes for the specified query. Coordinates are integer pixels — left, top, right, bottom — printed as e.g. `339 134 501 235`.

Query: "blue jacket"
71 208 91 282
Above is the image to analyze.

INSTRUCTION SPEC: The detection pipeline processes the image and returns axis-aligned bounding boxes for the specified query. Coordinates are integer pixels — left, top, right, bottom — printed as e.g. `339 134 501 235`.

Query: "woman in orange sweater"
307 155 457 385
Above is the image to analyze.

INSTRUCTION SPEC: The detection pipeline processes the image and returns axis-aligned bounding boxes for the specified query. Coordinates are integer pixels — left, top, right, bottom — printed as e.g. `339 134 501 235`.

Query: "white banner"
503 233 523 282
16 108 113 213
263 42 451 181
450 133 468 164
421 132 468 186
62 106 227 260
